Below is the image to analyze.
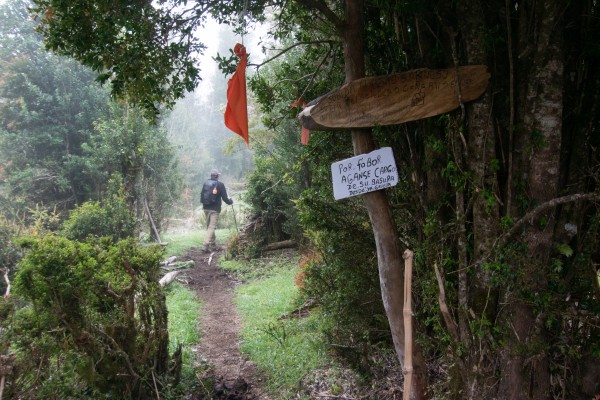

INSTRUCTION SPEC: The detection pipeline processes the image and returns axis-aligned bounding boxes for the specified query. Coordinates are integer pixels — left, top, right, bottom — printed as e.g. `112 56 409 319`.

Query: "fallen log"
160 256 177 266
262 240 297 252
159 271 181 287
278 299 318 320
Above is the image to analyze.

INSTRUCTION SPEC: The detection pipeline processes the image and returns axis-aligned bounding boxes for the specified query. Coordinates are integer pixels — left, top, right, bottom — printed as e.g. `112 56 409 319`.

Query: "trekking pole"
231 203 239 232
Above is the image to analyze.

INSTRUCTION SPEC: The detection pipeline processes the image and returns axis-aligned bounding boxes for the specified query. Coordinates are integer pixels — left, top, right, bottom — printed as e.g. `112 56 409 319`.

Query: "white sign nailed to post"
331 147 399 200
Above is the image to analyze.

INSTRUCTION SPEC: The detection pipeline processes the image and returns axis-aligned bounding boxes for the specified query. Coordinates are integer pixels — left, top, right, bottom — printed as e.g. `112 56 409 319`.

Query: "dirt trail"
183 248 270 400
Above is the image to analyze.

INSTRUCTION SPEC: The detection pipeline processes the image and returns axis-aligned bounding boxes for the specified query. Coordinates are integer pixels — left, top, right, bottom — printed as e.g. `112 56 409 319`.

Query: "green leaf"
557 243 573 258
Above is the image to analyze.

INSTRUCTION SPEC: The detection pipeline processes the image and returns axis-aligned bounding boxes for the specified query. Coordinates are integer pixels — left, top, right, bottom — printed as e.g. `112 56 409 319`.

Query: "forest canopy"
2 0 600 399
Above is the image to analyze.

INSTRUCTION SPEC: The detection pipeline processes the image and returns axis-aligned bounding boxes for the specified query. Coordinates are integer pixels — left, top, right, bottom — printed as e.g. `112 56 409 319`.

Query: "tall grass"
234 261 330 397
166 283 201 352
164 282 202 396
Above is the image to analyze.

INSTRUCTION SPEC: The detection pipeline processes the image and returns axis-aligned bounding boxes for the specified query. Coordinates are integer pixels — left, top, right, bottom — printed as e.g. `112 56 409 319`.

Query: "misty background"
0 0 273 235
162 18 270 224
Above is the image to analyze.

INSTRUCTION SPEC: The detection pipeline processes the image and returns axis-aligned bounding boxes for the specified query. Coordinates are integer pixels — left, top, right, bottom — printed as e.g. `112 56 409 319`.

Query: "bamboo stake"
403 249 414 400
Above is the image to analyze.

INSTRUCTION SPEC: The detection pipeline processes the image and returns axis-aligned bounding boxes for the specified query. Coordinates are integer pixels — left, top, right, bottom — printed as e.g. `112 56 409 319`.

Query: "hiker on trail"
201 168 233 253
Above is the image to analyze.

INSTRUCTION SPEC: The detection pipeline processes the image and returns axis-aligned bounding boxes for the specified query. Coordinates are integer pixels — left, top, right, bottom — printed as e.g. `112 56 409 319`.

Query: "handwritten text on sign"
331 147 399 200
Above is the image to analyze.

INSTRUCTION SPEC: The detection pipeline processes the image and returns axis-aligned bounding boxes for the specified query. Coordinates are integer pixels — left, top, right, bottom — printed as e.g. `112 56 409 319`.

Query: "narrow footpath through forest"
183 248 270 400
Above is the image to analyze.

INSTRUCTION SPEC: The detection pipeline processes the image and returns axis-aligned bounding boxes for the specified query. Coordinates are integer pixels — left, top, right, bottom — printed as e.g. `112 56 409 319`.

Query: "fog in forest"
0 0 269 224
163 19 269 199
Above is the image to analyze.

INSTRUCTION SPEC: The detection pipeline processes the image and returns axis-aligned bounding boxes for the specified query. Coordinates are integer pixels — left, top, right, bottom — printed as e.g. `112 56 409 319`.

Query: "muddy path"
182 248 270 400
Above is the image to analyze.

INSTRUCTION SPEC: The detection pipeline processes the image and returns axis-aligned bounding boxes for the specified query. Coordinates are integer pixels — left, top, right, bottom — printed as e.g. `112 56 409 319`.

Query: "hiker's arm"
221 184 233 205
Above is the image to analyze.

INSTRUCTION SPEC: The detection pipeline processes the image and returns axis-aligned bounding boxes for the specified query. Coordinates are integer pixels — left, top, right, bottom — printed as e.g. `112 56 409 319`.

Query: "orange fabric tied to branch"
224 43 249 144
291 98 311 145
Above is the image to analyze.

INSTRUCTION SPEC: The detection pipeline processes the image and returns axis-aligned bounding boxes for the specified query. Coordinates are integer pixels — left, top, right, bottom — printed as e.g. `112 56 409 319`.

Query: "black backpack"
201 180 219 206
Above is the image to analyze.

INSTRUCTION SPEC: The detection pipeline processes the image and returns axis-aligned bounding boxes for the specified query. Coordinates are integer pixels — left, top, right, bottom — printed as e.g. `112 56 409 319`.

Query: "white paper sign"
331 147 399 200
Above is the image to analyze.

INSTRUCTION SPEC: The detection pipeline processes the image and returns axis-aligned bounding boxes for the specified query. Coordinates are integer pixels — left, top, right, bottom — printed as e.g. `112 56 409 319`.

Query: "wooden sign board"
299 65 490 130
331 147 398 200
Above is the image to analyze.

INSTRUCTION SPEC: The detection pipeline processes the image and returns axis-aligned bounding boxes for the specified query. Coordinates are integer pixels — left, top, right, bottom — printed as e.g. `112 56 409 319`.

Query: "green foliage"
295 187 393 369
6 235 179 399
16 0 600 397
0 0 111 212
556 243 573 258
28 0 272 120
61 192 135 242
442 160 468 189
164 283 203 396
244 144 302 244
30 0 199 120
88 105 183 235
235 262 330 395
0 0 181 236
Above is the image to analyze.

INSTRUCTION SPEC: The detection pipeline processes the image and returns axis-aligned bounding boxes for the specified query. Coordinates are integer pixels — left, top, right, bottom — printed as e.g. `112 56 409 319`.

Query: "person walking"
200 169 233 253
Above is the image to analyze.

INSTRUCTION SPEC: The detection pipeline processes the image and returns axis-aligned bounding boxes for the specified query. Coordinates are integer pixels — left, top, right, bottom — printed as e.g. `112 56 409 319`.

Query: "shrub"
61 194 135 242
4 235 179 399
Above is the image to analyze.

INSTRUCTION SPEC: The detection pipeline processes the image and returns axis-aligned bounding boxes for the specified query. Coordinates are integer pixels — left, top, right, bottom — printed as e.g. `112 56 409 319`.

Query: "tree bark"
499 1 564 398
343 1 428 398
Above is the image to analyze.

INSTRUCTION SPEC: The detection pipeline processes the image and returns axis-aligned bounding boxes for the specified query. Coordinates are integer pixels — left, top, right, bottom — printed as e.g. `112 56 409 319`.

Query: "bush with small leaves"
5 235 179 399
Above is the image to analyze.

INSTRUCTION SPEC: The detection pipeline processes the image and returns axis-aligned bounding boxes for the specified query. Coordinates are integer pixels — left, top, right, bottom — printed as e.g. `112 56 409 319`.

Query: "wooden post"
143 197 166 245
340 0 429 397
403 249 414 400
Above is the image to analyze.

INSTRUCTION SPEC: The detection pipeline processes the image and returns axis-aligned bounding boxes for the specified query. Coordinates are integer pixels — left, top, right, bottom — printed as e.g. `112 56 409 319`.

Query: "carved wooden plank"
299 65 490 130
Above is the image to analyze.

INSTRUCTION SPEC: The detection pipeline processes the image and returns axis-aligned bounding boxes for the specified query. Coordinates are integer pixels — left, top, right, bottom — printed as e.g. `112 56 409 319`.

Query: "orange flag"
291 98 311 145
224 43 249 144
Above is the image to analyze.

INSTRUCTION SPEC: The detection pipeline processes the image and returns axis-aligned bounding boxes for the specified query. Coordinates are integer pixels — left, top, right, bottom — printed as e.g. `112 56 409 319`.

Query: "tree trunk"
498 0 564 398
455 1 501 397
343 0 428 398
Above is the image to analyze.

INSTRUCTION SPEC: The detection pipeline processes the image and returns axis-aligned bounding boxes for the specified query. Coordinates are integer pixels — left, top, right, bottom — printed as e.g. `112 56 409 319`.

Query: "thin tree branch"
248 40 337 69
297 41 334 101
505 0 515 217
449 191 600 275
92 326 140 381
433 263 460 344
496 192 600 248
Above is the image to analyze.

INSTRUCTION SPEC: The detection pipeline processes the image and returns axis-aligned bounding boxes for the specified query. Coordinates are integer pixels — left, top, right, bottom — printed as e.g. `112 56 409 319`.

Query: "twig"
433 263 460 343
151 370 160 400
505 0 515 216
144 197 165 245
447 192 600 274
249 40 337 69
293 0 343 28
92 326 140 380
